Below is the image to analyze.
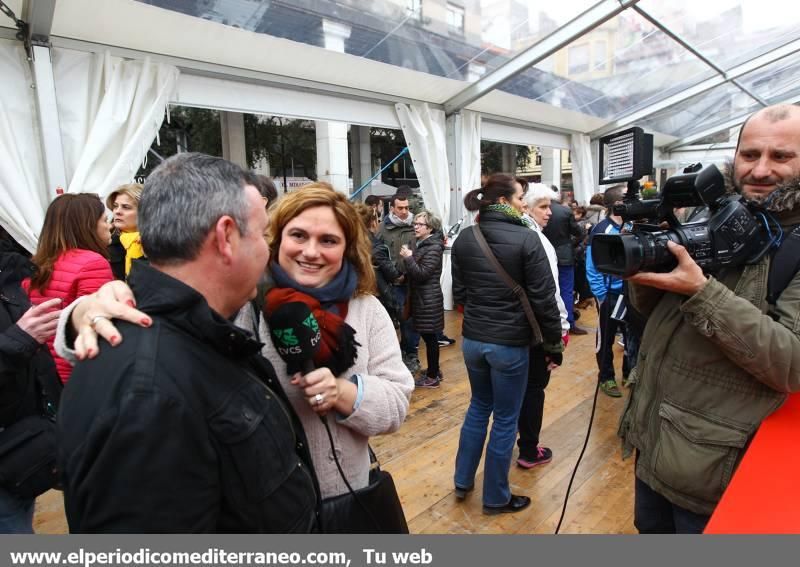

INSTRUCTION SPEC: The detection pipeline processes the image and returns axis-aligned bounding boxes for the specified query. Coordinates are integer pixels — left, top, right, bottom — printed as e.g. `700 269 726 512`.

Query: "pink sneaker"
517 446 553 469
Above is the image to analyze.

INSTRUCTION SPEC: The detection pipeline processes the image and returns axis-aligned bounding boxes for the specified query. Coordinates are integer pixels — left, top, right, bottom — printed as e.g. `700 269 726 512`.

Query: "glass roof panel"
637 0 800 70
132 1 607 84
461 0 597 77
134 0 494 80
495 9 715 120
636 82 760 138
129 0 800 138
736 52 800 104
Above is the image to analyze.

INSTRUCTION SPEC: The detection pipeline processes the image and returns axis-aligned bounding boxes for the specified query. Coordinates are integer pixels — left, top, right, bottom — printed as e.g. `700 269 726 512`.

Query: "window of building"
568 43 590 75
407 0 422 19
593 40 607 71
446 4 464 34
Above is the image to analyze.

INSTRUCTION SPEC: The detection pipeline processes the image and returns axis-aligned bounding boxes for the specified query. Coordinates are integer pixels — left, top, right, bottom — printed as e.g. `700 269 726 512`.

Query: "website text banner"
0 535 792 567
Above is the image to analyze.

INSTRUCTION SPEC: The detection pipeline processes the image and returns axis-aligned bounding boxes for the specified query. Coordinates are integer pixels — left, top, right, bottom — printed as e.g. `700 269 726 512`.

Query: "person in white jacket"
516 182 570 468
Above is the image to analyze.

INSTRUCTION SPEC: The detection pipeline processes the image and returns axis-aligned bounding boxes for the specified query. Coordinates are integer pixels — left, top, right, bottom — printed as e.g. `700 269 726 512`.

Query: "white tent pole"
30 43 67 194
23 0 66 195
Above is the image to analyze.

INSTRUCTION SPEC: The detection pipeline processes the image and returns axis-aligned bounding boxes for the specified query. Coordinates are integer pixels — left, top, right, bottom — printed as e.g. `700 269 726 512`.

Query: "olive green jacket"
619 183 800 516
378 216 415 274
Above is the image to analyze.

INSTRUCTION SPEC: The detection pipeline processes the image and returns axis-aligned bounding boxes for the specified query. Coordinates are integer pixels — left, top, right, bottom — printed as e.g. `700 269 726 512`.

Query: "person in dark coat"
400 210 444 388
0 247 62 533
451 174 563 515
355 204 402 325
542 195 586 334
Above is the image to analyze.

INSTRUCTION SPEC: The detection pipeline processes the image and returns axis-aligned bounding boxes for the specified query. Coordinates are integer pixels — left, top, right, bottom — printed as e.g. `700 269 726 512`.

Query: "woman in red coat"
24 193 113 383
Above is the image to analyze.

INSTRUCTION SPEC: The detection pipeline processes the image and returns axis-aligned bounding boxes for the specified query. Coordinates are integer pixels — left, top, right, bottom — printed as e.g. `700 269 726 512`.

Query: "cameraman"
619 104 800 533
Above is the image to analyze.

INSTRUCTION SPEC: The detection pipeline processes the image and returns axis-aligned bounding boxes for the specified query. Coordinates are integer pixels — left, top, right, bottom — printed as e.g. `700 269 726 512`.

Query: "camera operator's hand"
627 241 708 296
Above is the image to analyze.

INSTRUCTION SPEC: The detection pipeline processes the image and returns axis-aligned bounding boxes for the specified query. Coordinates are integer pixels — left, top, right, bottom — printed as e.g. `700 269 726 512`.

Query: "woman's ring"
90 315 110 329
314 393 324 405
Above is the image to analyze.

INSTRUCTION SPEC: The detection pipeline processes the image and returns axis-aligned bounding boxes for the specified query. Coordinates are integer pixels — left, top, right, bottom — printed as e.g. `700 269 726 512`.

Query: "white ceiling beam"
49 36 431 110
443 0 640 116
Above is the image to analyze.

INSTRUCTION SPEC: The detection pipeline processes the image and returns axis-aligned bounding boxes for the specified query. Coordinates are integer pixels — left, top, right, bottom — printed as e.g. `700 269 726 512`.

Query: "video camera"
591 127 772 277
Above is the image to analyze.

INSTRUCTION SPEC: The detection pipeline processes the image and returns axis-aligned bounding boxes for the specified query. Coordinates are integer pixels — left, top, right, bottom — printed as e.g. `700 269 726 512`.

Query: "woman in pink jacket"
24 193 113 383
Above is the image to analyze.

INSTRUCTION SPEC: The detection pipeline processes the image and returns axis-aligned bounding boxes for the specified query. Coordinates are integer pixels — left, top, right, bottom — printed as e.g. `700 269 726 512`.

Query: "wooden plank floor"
33 304 635 534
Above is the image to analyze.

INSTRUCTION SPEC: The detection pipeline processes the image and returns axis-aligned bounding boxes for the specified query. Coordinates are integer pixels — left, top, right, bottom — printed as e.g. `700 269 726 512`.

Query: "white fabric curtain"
394 103 450 226
458 110 481 230
570 133 596 205
457 110 481 225
0 40 49 252
53 50 179 199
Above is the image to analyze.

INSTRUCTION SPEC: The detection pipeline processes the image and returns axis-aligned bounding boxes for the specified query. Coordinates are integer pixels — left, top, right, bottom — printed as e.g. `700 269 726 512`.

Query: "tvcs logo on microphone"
273 328 299 347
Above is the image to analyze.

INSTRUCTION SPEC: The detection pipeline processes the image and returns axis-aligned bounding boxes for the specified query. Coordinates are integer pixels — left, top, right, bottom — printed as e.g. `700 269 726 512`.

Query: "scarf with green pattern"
482 203 532 227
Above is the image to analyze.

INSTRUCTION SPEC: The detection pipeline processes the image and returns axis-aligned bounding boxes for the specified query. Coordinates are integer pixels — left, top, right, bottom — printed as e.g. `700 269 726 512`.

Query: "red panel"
705 394 800 534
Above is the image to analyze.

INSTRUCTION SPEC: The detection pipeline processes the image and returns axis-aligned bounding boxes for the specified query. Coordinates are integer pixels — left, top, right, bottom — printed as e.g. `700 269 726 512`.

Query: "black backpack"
767 225 800 305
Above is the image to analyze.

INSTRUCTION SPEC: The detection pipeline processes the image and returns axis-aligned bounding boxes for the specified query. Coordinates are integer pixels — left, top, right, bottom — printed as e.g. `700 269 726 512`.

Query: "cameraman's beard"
736 176 780 203
736 174 800 208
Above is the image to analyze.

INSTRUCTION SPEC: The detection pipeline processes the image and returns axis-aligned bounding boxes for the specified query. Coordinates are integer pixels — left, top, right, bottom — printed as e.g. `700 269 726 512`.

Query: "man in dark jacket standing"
58 154 319 533
0 247 62 533
378 193 420 372
542 194 586 334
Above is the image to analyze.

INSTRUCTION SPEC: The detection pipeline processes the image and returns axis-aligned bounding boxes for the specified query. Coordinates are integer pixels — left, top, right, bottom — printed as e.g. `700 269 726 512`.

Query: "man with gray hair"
57 153 320 533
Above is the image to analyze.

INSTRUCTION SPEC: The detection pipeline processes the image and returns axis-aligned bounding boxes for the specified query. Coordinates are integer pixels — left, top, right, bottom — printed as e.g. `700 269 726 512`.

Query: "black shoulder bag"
472 226 544 345
318 420 409 534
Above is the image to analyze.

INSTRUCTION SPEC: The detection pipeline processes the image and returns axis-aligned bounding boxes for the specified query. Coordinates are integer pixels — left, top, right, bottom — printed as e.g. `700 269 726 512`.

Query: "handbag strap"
472 225 543 345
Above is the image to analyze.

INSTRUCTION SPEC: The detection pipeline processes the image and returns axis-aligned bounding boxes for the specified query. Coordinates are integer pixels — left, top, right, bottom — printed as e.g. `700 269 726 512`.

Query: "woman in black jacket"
400 210 444 388
451 174 563 515
0 249 62 533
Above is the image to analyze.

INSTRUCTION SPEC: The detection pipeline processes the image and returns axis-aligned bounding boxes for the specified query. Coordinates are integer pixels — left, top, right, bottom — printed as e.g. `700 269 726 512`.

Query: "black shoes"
454 484 474 500
569 325 589 336
482 495 531 515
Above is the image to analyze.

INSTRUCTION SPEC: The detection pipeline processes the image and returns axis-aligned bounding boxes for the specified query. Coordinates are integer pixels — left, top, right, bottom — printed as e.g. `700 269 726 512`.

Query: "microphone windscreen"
265 302 322 373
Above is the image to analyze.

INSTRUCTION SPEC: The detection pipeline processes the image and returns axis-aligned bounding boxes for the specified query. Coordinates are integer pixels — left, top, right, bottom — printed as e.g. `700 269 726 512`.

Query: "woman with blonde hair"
24 193 113 383
259 184 412 497
106 183 144 279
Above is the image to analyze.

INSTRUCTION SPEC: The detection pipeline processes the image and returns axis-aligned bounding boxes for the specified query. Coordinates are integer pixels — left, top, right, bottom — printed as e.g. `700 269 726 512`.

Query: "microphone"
266 302 322 375
267 301 332 426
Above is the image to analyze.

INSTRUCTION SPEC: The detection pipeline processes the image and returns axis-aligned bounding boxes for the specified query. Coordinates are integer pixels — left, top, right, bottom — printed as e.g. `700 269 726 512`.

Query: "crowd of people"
0 103 798 534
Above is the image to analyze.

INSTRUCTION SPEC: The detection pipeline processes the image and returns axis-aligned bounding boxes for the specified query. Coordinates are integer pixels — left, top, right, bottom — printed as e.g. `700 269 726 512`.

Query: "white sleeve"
53 296 85 364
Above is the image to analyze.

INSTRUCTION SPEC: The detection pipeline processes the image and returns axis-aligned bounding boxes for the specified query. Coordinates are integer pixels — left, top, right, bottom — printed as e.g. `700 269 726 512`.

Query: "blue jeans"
393 286 419 355
558 265 575 326
0 487 34 534
454 338 530 507
634 476 710 534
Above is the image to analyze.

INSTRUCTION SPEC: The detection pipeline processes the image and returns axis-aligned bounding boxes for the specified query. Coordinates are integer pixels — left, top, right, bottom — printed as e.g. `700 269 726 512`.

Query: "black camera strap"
767 224 800 305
